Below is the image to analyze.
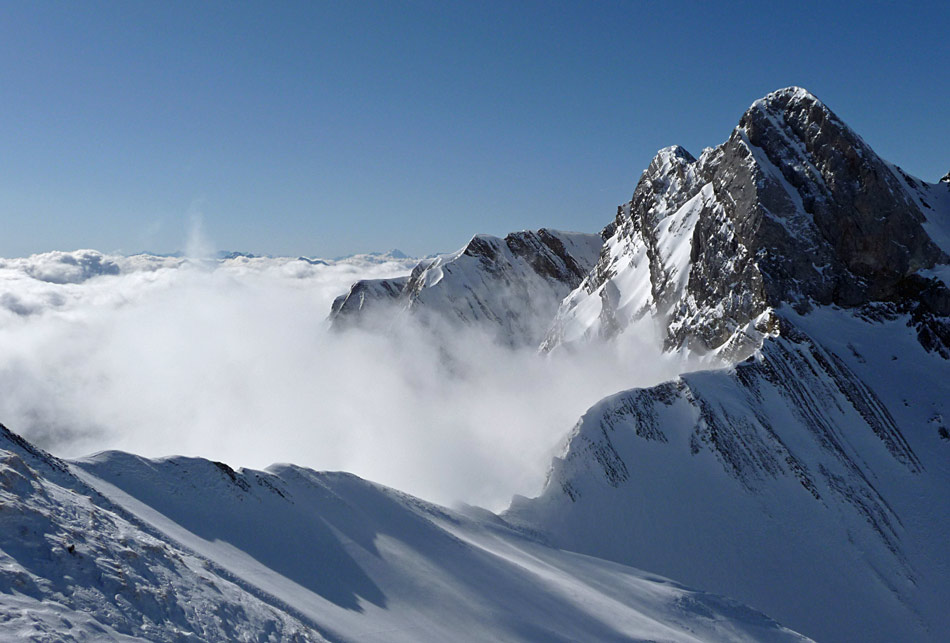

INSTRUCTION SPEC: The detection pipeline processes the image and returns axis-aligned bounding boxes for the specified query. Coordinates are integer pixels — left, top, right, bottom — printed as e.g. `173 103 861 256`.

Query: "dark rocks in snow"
693 87 950 350
733 89 944 304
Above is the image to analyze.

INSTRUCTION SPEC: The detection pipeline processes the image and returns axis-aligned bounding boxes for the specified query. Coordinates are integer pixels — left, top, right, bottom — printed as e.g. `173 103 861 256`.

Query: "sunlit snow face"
0 249 690 510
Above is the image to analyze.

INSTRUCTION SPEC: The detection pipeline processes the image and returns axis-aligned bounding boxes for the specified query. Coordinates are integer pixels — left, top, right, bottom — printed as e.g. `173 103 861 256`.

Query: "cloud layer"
0 249 690 509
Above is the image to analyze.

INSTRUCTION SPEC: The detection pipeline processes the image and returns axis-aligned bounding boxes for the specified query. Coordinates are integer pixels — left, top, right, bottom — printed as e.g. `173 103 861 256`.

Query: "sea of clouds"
0 243 691 510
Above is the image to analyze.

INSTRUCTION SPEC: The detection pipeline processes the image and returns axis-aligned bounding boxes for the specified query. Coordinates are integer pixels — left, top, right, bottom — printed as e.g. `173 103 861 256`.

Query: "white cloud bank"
0 248 690 509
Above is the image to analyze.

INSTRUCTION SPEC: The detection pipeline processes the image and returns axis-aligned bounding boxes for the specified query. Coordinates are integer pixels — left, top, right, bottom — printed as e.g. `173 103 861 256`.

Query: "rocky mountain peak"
641 146 700 207
699 83 948 350
727 86 946 298
941 169 950 184
651 144 696 168
545 86 950 359
745 86 828 120
598 146 699 243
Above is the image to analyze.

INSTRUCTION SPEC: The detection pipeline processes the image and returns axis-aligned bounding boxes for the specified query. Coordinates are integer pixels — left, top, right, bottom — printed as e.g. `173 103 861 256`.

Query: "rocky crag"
329 228 603 346
543 87 950 361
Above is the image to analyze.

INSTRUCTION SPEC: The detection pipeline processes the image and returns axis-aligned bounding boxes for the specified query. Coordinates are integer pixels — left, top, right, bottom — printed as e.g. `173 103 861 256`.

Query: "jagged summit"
654 144 696 162
543 86 950 358
725 82 945 298
941 169 950 184
748 85 824 112
329 85 949 360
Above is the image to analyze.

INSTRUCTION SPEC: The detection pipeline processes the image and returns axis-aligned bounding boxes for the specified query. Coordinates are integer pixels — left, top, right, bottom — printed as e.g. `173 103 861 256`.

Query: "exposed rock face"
330 229 603 346
327 276 408 325
544 87 950 359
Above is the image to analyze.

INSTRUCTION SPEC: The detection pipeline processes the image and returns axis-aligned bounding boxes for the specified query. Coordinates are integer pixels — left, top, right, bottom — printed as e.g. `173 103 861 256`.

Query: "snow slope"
541 146 708 353
510 308 950 642
0 424 808 642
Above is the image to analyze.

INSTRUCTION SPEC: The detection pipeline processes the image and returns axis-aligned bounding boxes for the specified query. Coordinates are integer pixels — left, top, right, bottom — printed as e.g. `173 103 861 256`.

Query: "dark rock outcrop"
328 276 408 327
330 229 603 346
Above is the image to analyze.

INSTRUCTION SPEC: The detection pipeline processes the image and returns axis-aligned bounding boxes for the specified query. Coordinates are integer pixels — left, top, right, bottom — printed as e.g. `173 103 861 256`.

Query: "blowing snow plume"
0 247 689 510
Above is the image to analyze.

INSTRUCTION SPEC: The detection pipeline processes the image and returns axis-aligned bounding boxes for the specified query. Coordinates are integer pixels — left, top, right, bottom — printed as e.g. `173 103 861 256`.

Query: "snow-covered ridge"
512 306 950 642
0 424 809 642
329 228 603 346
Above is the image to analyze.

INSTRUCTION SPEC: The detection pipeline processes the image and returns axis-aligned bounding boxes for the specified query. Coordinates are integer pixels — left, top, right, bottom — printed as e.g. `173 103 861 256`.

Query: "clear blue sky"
1 1 948 258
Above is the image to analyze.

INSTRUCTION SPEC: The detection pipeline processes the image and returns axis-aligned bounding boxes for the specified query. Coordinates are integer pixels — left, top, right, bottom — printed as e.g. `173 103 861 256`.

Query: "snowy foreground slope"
507 87 950 642
0 425 808 642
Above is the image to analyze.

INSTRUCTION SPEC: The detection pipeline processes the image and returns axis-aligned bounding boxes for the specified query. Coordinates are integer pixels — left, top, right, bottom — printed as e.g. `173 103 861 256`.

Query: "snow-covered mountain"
0 424 809 642
3 86 948 642
542 87 948 361
508 87 950 642
329 229 603 346
510 307 950 642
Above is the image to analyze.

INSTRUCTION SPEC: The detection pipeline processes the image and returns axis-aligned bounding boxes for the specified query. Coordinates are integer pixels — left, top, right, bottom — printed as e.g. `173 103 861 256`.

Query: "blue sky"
1 1 948 258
